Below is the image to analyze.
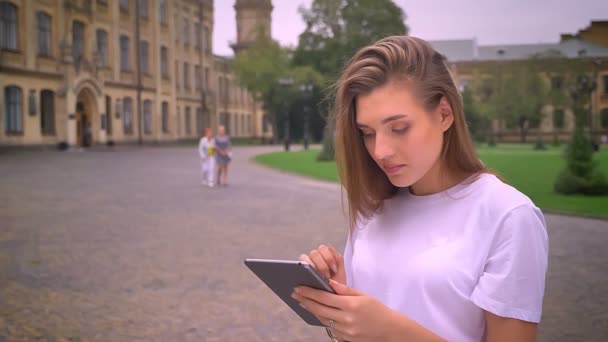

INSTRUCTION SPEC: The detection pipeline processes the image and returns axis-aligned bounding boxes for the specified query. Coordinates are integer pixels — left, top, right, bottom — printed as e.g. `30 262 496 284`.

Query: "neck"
409 161 467 196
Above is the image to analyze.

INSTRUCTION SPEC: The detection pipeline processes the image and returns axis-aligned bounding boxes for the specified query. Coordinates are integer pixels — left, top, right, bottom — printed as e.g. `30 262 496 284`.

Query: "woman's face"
355 81 453 188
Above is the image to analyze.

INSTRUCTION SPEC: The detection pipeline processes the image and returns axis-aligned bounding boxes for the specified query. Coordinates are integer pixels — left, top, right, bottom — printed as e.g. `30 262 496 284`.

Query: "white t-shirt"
198 137 213 159
344 173 548 342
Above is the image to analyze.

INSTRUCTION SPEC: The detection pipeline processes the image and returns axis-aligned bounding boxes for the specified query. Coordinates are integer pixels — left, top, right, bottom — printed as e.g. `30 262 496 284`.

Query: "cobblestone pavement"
0 145 606 341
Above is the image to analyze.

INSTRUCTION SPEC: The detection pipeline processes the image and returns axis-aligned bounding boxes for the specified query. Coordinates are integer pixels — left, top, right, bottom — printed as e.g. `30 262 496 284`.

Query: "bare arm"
385 310 446 342
485 311 537 342
385 309 537 342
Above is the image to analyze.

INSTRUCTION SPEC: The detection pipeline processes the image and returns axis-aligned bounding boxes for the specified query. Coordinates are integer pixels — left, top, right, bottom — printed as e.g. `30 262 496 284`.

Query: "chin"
386 173 415 188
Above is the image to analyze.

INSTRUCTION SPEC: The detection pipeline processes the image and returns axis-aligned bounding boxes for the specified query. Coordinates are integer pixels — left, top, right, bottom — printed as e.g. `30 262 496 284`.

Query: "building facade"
0 0 271 147
430 21 608 142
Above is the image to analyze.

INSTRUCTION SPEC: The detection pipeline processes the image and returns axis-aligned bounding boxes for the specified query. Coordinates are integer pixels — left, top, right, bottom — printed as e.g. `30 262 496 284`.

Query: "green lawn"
255 145 608 218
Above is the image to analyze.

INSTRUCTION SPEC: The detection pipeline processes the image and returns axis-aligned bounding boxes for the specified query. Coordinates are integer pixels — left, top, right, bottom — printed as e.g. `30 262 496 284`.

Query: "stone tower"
231 0 273 55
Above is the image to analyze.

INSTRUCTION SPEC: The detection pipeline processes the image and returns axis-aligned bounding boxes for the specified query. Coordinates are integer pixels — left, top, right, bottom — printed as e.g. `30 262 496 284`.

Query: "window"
240 114 245 136
185 106 191 134
553 109 564 129
225 113 231 134
262 115 269 133
603 75 608 96
160 46 168 78
241 114 246 136
37 12 51 56
72 20 85 62
202 26 209 52
196 107 203 135
183 62 189 89
162 101 169 133
105 95 112 135
120 0 129 12
123 97 133 134
96 29 108 67
183 18 189 46
175 61 179 89
159 0 167 24
235 114 240 136
40 90 55 135
143 99 152 134
194 22 200 50
174 15 179 43
137 0 147 18
218 77 223 100
204 67 210 90
120 35 130 71
0 2 18 50
480 78 494 102
4 86 22 134
176 106 180 135
458 79 470 93
139 40 149 73
195 65 201 90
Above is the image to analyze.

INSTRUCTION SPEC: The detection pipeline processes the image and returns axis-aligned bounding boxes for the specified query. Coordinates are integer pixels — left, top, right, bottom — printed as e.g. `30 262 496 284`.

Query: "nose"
373 132 394 162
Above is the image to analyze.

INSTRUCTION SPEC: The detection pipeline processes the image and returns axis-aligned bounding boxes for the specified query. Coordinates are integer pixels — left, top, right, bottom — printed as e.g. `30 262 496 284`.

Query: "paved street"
0 145 607 341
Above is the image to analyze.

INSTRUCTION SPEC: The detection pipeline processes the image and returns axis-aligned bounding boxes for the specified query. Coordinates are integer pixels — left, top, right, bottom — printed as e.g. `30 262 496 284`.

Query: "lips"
384 164 405 175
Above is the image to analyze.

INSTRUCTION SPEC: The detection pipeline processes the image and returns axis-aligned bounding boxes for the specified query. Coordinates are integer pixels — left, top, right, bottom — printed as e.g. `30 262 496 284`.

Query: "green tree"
470 70 501 146
504 62 550 145
293 0 408 160
231 35 322 143
554 74 608 195
462 87 488 143
470 58 552 146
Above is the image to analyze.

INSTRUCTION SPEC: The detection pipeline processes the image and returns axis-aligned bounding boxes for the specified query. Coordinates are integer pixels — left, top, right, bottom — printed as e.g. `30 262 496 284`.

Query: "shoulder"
473 173 543 226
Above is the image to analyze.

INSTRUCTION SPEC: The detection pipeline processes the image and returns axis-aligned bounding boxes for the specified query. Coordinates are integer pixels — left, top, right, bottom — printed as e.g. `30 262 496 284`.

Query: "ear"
437 97 454 133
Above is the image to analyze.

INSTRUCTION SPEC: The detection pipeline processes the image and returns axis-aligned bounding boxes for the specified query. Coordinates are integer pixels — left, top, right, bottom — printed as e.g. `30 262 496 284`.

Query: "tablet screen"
244 258 335 326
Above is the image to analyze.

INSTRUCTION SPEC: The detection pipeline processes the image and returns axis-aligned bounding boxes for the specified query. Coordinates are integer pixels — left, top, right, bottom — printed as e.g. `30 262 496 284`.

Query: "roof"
428 39 478 62
428 38 608 62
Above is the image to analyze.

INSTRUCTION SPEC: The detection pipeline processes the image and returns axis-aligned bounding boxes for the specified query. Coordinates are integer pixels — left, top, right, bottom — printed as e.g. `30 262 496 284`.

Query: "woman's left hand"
292 279 398 341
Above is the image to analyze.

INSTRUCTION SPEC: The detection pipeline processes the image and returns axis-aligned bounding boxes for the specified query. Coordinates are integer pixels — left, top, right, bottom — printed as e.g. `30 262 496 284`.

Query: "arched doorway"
75 87 98 147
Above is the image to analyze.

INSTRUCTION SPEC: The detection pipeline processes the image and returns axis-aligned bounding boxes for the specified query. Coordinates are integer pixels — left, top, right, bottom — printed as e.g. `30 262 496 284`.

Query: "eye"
392 126 409 134
359 129 375 138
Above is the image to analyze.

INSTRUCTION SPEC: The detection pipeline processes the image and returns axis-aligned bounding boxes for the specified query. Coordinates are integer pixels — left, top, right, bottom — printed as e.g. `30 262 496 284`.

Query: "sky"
212 0 608 57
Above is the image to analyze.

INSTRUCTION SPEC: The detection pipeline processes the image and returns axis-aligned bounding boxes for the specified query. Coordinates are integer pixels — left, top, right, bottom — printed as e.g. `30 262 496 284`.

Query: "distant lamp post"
299 82 314 150
278 76 294 151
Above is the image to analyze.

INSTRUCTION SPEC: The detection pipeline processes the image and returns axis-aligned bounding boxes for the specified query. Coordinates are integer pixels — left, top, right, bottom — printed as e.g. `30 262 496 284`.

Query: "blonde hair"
333 36 487 228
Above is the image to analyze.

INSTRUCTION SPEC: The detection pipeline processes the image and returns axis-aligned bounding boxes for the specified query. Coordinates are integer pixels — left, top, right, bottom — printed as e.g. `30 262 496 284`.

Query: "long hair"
333 36 487 229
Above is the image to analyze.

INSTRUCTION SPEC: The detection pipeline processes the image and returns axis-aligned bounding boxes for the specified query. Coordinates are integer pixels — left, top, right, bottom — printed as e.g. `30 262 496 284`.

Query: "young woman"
198 127 216 187
291 36 548 342
214 125 232 186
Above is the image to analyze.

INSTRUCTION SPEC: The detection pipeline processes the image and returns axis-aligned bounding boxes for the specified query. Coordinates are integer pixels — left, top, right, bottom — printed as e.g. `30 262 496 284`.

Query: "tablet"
244 258 336 326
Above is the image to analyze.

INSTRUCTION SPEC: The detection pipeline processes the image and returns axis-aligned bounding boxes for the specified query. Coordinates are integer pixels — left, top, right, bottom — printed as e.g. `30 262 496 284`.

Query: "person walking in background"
215 125 232 186
198 128 215 187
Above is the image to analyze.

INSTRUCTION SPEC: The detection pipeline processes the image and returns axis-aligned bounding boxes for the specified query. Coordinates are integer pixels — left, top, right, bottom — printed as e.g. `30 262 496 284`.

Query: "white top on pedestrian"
198 136 214 160
344 173 548 342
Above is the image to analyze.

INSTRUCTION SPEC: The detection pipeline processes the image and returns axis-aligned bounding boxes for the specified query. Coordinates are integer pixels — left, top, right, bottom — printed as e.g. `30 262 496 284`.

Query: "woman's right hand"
299 244 346 285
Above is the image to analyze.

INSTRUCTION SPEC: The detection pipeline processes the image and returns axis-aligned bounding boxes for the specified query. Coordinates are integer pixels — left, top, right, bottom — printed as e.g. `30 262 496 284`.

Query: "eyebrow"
356 115 408 128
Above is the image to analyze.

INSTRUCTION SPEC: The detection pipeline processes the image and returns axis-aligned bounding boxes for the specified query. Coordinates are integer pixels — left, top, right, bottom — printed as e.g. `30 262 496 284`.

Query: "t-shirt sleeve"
470 204 548 323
